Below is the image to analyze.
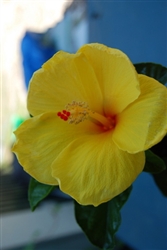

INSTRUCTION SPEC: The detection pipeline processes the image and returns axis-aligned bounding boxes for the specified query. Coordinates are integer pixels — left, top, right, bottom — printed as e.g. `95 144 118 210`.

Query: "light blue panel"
117 173 167 249
88 1 167 66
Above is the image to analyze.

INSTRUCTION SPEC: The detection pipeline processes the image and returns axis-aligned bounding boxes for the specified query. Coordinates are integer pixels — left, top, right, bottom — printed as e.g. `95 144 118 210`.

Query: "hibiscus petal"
78 43 140 115
51 133 145 206
27 50 103 116
112 75 167 153
12 112 100 185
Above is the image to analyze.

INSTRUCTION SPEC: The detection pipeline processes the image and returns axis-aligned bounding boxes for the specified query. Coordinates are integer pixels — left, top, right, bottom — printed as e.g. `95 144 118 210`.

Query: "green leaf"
144 150 166 174
28 177 55 211
134 62 167 85
152 157 167 197
149 136 167 196
151 135 167 159
74 186 132 250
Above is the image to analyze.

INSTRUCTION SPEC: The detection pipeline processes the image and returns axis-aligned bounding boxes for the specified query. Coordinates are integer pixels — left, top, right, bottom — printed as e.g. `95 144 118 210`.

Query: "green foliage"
144 150 166 174
152 158 167 197
134 62 167 85
149 135 167 196
28 177 55 211
75 186 132 250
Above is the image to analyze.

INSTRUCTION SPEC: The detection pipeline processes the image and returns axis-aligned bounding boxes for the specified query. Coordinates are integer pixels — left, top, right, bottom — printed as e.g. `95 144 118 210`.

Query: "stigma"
57 101 116 130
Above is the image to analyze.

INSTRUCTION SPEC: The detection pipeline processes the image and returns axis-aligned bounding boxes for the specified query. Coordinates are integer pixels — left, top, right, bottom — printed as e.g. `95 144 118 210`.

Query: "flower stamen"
57 101 116 130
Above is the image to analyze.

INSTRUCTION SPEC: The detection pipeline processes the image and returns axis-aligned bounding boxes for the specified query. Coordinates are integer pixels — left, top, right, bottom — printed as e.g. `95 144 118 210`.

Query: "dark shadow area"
7 232 135 250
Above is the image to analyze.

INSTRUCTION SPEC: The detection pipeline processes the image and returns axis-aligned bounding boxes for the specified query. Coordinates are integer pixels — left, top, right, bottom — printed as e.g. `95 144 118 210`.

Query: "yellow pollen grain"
65 101 114 129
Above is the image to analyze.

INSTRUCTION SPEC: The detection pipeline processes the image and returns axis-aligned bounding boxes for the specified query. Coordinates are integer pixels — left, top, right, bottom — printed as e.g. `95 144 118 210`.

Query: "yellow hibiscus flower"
12 43 167 206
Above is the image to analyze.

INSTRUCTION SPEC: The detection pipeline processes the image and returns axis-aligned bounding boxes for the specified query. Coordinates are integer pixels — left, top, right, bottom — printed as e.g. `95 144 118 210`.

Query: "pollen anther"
65 101 89 124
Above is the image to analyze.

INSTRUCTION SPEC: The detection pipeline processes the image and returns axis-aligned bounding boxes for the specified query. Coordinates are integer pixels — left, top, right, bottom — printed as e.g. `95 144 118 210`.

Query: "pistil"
88 111 114 129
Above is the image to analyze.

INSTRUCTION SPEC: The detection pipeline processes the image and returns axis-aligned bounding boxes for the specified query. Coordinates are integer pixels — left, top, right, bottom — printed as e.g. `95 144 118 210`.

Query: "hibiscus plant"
12 44 167 250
